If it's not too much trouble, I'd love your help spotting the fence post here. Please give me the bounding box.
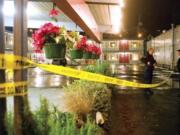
[0,0,8,134]
[13,0,28,135]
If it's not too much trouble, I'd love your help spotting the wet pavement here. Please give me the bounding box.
[110,65,180,135]
[3,64,180,135]
[110,90,180,135]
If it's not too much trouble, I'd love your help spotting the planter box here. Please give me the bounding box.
[92,54,100,59]
[70,49,83,59]
[83,52,92,59]
[44,43,66,59]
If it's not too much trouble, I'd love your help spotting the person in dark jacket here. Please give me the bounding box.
[177,49,180,73]
[176,49,180,87]
[141,48,157,95]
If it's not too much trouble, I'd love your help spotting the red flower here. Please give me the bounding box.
[75,36,87,50]
[32,23,60,52]
[49,9,59,17]
[89,44,101,55]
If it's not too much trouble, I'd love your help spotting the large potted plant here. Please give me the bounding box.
[32,23,70,59]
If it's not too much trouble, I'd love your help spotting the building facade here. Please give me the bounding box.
[102,40,144,64]
[147,25,180,69]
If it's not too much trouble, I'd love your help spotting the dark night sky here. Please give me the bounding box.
[123,0,180,38]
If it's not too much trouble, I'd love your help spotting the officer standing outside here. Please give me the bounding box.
[176,49,180,72]
[176,49,180,87]
[141,48,157,95]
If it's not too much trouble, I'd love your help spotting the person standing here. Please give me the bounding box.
[141,48,157,95]
[176,49,180,87]
[176,49,180,73]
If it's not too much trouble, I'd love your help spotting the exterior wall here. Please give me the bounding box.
[102,40,143,64]
[147,25,180,69]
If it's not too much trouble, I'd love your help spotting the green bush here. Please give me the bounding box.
[5,98,102,135]
[5,112,14,135]
[84,62,111,76]
[64,80,111,124]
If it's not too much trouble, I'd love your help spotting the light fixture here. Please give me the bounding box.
[27,2,40,17]
[110,5,122,33]
[138,33,142,38]
[162,30,166,33]
[118,0,125,8]
[3,1,15,16]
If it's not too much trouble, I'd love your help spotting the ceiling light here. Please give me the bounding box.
[27,2,40,16]
[118,0,125,8]
[3,1,15,16]
[110,5,122,33]
[138,33,142,38]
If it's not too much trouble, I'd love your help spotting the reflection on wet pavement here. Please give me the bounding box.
[7,87,65,112]
[110,90,180,135]
[28,67,74,87]
[4,64,180,135]
[110,65,180,135]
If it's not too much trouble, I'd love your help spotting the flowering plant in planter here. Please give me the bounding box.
[69,36,87,59]
[32,22,73,58]
[75,36,87,50]
[49,8,59,22]
[93,46,101,56]
[32,22,60,51]
[84,45,93,53]
[66,31,80,50]
[89,45,101,59]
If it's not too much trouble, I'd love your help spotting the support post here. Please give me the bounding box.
[0,0,8,134]
[13,0,28,135]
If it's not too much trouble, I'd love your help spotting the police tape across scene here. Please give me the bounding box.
[0,53,169,96]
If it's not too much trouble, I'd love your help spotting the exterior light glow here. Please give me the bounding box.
[3,1,15,16]
[138,33,142,38]
[110,5,122,33]
[118,0,125,8]
[27,3,40,17]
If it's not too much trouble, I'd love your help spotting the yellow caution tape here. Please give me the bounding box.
[34,62,167,88]
[0,54,31,69]
[0,53,168,92]
[0,81,28,97]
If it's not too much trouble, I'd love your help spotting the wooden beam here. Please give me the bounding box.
[86,1,119,5]
[52,0,101,43]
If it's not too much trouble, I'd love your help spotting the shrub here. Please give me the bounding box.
[84,62,111,76]
[33,98,51,135]
[63,80,96,116]
[5,112,14,135]
[5,98,103,135]
[63,80,111,123]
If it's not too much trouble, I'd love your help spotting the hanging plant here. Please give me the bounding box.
[49,3,59,22]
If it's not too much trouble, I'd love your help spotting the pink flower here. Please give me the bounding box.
[75,36,87,50]
[32,23,60,52]
[85,45,93,53]
[89,44,101,55]
[49,9,59,17]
